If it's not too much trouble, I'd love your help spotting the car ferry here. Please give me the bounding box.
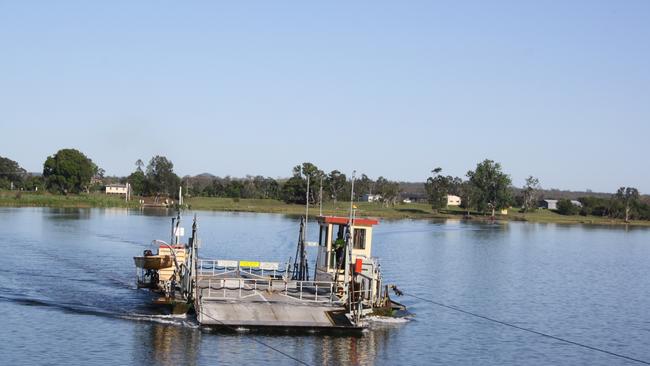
[134,185,405,330]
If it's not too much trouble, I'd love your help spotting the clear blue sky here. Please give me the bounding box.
[1,1,648,192]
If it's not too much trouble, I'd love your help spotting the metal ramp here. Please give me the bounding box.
[195,260,357,329]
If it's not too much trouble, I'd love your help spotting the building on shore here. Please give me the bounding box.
[105,183,128,196]
[446,194,461,206]
[540,199,583,210]
[361,194,382,203]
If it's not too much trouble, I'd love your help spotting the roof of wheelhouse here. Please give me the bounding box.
[316,215,379,227]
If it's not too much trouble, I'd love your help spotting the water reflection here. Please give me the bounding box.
[135,323,201,366]
[45,207,92,220]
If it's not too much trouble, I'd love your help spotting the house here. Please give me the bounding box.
[446,195,461,206]
[540,199,558,210]
[540,199,583,210]
[105,184,128,195]
[361,194,382,203]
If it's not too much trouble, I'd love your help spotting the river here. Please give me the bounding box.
[0,207,648,365]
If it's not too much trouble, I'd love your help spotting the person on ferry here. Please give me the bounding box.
[334,231,345,268]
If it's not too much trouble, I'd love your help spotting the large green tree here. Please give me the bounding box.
[292,162,325,203]
[127,170,146,196]
[281,176,307,204]
[43,149,96,194]
[0,156,26,189]
[466,159,512,217]
[144,156,181,196]
[325,170,347,202]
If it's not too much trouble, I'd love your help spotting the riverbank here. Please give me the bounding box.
[1,191,648,227]
[0,191,139,209]
[185,197,650,227]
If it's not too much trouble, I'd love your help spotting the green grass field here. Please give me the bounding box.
[2,191,647,227]
[0,191,140,208]
[185,197,650,226]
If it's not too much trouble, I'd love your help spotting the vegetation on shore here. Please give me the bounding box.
[0,191,139,209]
[2,150,649,226]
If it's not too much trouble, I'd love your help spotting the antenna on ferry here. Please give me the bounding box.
[348,170,356,225]
[305,174,309,228]
[319,176,323,216]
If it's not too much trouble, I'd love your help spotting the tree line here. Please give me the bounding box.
[181,162,401,206]
[424,159,648,222]
[1,151,647,222]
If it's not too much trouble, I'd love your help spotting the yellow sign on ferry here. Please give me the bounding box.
[239,260,260,268]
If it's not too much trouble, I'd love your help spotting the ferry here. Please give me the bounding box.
[134,192,405,330]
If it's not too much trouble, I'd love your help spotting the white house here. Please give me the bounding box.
[105,184,128,195]
[541,199,558,210]
[361,194,382,203]
[446,194,461,206]
[540,199,582,210]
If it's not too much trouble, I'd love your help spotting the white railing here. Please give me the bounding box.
[200,277,340,304]
[198,259,286,279]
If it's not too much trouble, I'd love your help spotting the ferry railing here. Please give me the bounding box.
[282,280,337,303]
[200,277,340,304]
[198,259,286,279]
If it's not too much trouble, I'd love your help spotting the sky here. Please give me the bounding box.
[1,1,648,192]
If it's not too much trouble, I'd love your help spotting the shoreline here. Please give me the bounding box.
[1,192,648,227]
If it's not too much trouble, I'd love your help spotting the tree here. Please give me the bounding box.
[458,181,477,216]
[0,156,26,189]
[144,156,181,196]
[43,149,95,194]
[292,162,325,203]
[466,159,512,217]
[325,170,347,202]
[424,167,452,211]
[354,174,374,200]
[281,176,307,204]
[556,198,579,215]
[522,176,540,213]
[616,187,640,222]
[292,162,324,181]
[127,170,146,196]
[375,176,400,206]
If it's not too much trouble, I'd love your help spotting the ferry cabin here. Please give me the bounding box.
[314,215,379,282]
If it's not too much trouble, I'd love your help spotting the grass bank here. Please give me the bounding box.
[2,191,648,227]
[0,191,140,209]
[185,197,650,227]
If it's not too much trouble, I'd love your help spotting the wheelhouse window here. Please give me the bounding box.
[353,228,366,249]
[319,226,328,247]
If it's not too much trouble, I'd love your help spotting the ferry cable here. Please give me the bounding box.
[197,311,312,366]
[396,288,650,365]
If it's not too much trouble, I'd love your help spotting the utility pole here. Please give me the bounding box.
[319,176,323,216]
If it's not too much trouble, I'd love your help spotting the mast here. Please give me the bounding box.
[343,170,356,301]
[292,172,310,281]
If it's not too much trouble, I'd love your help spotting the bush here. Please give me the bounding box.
[556,199,579,215]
